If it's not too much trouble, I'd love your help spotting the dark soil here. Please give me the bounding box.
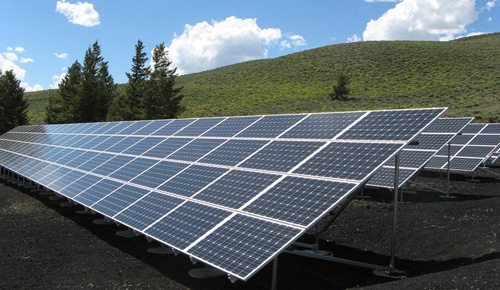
[1,167,499,290]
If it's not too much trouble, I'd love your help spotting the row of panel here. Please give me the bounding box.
[426,123,500,171]
[11,109,444,141]
[0,137,401,182]
[367,117,474,188]
[0,108,447,281]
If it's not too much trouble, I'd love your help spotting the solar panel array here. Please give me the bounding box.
[425,123,500,172]
[0,108,446,281]
[367,117,473,189]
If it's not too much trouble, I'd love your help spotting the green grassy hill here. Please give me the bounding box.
[25,32,500,124]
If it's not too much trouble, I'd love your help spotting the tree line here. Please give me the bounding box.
[46,40,183,124]
[0,70,29,134]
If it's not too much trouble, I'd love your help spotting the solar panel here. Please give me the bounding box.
[0,108,446,281]
[425,123,500,172]
[368,117,473,189]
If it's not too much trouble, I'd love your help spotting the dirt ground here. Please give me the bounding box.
[0,166,499,290]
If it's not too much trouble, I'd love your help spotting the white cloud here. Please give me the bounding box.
[365,0,402,2]
[347,34,362,42]
[56,0,100,27]
[487,0,498,10]
[54,52,69,59]
[49,72,67,89]
[363,0,479,41]
[2,52,18,61]
[167,16,283,74]
[20,58,34,63]
[22,83,43,92]
[280,34,307,50]
[0,53,25,79]
[1,48,40,91]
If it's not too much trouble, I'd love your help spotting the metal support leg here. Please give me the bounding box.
[441,143,456,198]
[271,257,278,290]
[389,153,399,272]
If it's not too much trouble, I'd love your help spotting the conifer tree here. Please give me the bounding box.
[45,61,82,124]
[45,40,115,124]
[110,40,149,121]
[80,41,114,122]
[144,43,183,119]
[0,70,29,133]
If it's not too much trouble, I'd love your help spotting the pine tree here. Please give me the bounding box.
[144,43,183,119]
[45,61,82,124]
[45,41,115,124]
[110,40,149,121]
[0,70,29,133]
[329,73,351,101]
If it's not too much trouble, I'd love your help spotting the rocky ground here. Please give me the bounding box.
[0,166,499,290]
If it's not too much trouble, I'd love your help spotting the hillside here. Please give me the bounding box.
[25,32,500,124]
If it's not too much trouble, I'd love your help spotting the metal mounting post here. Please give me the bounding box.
[441,142,456,198]
[389,153,399,272]
[271,256,278,290]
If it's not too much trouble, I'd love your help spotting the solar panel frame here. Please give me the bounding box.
[0,107,447,281]
[367,117,473,189]
[425,123,500,172]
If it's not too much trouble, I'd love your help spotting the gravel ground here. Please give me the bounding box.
[0,167,499,290]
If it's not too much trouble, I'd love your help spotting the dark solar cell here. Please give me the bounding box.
[109,158,158,182]
[406,134,455,150]
[482,123,500,134]
[456,146,494,158]
[115,192,183,231]
[142,137,192,158]
[435,145,464,156]
[92,155,134,176]
[425,156,449,169]
[280,112,365,139]
[469,135,500,146]
[187,214,301,280]
[194,170,280,209]
[133,120,172,136]
[158,165,228,197]
[245,177,356,226]
[294,142,402,180]
[202,116,260,137]
[168,138,225,161]
[90,136,125,151]
[116,121,150,135]
[47,170,86,192]
[339,109,443,140]
[174,118,224,136]
[367,167,416,189]
[77,153,115,172]
[122,137,164,156]
[145,201,232,250]
[152,119,195,136]
[448,157,484,171]
[239,140,324,172]
[131,161,188,188]
[236,114,306,138]
[106,136,143,153]
[423,118,473,133]
[199,139,268,166]
[92,184,150,216]
[59,174,103,198]
[74,178,124,207]
[460,123,486,134]
[398,150,437,168]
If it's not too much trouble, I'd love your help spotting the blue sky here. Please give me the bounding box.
[1,0,498,92]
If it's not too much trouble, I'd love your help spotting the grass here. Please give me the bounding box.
[25,32,500,124]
